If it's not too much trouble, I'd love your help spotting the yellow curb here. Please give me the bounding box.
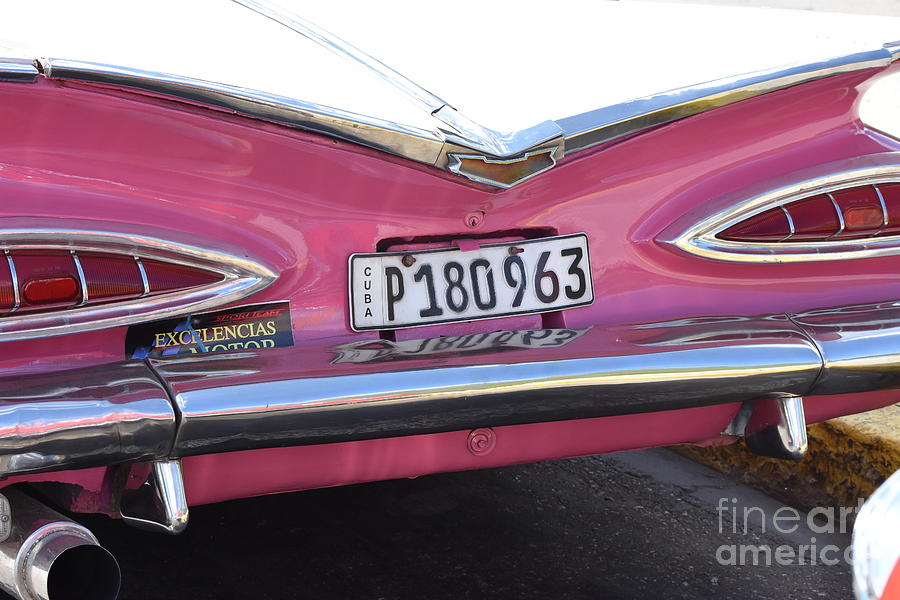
[676,403,900,509]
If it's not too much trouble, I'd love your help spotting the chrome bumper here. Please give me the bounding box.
[2,302,900,477]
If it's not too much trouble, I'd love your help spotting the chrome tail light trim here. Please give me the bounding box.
[668,159,900,262]
[3,251,19,314]
[134,256,150,297]
[0,229,277,341]
[70,250,88,306]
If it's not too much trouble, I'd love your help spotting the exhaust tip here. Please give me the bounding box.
[47,544,120,600]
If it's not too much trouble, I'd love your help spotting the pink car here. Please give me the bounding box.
[0,1,899,598]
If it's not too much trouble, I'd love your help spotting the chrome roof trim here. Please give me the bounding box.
[560,47,896,155]
[41,58,447,166]
[0,228,277,341]
[0,59,38,83]
[668,157,900,263]
[230,0,449,115]
[229,0,564,159]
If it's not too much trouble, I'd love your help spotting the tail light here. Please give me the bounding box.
[1,250,224,316]
[719,185,890,242]
[0,230,276,341]
[669,157,900,262]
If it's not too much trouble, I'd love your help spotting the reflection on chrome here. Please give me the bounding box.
[330,328,591,364]
[0,362,175,478]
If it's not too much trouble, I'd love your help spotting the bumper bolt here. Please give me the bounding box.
[467,428,497,456]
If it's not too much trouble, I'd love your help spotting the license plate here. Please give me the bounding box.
[349,233,593,331]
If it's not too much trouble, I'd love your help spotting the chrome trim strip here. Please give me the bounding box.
[0,229,277,341]
[70,250,88,306]
[154,317,822,455]
[780,206,795,240]
[3,251,19,313]
[230,0,448,114]
[0,361,176,478]
[230,1,895,160]
[42,58,447,166]
[668,157,900,262]
[229,0,563,159]
[34,37,897,184]
[134,256,150,297]
[560,47,894,155]
[0,59,38,83]
[886,40,900,62]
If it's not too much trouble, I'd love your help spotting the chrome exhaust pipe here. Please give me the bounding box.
[0,488,120,600]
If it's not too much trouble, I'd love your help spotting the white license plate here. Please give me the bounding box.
[349,233,593,331]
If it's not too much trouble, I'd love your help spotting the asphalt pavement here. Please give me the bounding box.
[63,449,854,600]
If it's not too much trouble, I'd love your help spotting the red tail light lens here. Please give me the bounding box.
[142,260,221,293]
[783,195,840,240]
[79,253,144,301]
[12,251,82,312]
[0,251,224,317]
[718,184,897,243]
[23,277,78,304]
[831,186,885,238]
[719,207,791,241]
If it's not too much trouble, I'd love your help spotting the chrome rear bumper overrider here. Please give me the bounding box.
[2,302,900,478]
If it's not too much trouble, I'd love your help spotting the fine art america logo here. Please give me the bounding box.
[715,497,863,566]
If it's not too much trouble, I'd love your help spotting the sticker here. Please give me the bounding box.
[331,327,591,364]
[126,302,293,359]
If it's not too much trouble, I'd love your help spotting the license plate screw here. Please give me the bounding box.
[508,246,524,255]
[401,254,416,267]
